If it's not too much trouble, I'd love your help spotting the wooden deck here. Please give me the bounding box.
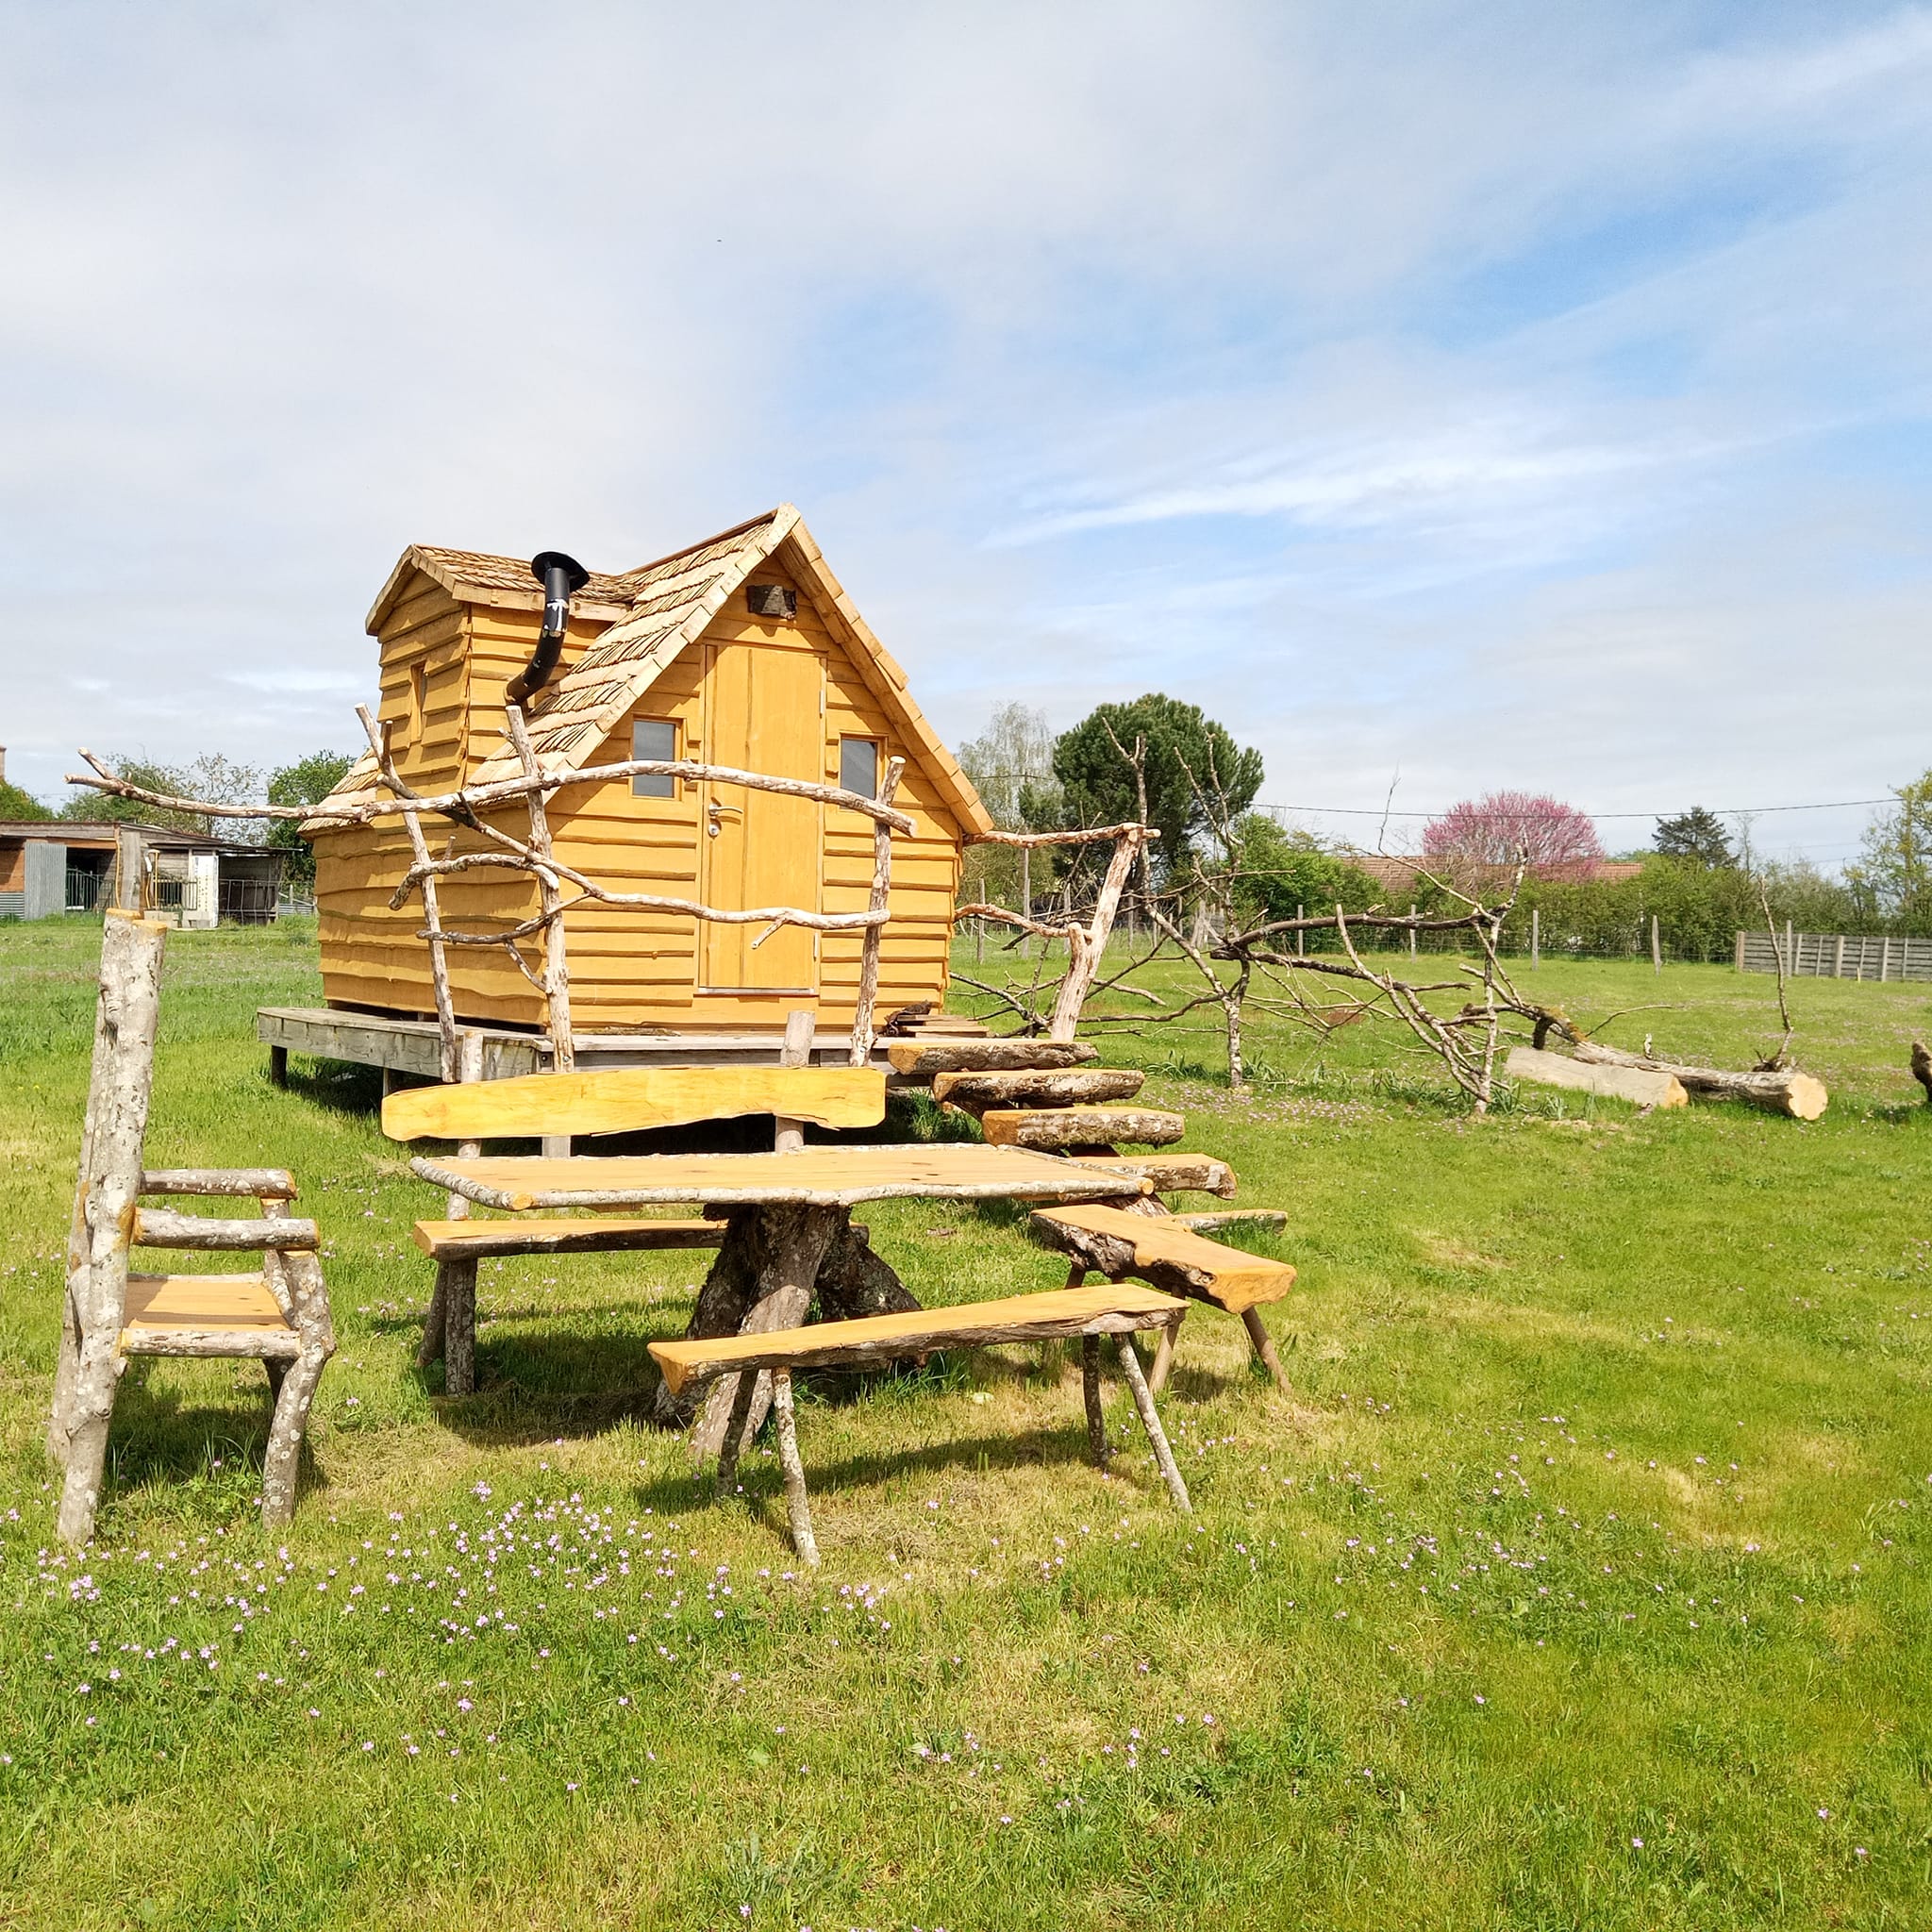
[256,1006,906,1082]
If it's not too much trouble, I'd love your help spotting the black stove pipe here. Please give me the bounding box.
[506,550,591,707]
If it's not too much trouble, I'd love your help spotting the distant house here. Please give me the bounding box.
[1352,855,1644,895]
[0,819,283,924]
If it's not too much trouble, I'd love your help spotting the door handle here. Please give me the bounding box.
[707,802,742,838]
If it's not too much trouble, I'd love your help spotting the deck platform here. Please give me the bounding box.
[257,1006,922,1086]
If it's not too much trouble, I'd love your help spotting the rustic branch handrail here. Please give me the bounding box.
[68,753,917,837]
[966,823,1157,848]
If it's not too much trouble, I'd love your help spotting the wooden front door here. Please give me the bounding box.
[699,641,824,993]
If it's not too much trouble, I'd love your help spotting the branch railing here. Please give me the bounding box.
[69,719,913,1082]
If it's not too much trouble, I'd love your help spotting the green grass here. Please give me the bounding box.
[1,916,1929,1928]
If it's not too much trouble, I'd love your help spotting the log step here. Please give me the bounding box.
[132,1208,320,1252]
[933,1067,1145,1116]
[981,1107,1186,1151]
[886,1040,1100,1077]
[1068,1153,1237,1198]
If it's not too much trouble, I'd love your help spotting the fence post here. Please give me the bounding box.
[1531,907,1540,972]
[1834,934,1844,978]
[1296,903,1305,958]
[1651,914,1661,975]
[1408,906,1417,960]
[1019,847,1031,958]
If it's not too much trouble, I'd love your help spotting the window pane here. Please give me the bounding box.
[631,719,676,798]
[840,737,878,799]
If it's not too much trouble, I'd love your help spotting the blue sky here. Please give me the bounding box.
[3,2,1928,864]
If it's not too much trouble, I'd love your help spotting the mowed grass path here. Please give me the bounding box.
[0,918,1928,1929]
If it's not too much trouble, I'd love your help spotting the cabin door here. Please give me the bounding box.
[698,641,824,993]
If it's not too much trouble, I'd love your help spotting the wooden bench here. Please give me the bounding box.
[649,1282,1193,1562]
[1029,1200,1296,1395]
[384,1045,888,1394]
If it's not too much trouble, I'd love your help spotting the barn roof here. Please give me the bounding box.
[320,508,993,839]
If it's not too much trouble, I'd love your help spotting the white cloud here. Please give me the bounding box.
[0,2,1925,874]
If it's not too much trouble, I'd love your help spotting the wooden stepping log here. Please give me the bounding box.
[1029,1200,1296,1394]
[980,1107,1186,1151]
[650,1281,1194,1559]
[933,1067,1146,1116]
[885,1040,1100,1076]
[1068,1153,1237,1197]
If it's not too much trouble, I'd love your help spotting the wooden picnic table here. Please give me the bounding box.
[411,1142,1151,1458]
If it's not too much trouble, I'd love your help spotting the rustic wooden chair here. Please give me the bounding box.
[382,1041,888,1395]
[50,912,337,1545]
[650,1280,1193,1562]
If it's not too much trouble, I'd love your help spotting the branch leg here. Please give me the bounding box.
[1148,1310,1183,1395]
[1081,1334,1107,1466]
[714,1372,758,1499]
[1241,1305,1291,1394]
[441,1257,477,1396]
[1116,1331,1191,1511]
[772,1369,818,1565]
[261,1343,328,1530]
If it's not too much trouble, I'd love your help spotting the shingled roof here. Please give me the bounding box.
[317,507,992,839]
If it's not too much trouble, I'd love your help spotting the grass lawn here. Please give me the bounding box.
[2,916,1929,1928]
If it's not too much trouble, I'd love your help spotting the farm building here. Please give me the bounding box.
[303,506,993,1051]
[0,816,282,924]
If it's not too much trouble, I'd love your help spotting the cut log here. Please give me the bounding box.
[981,1107,1186,1151]
[1505,1047,1687,1109]
[1067,1153,1237,1198]
[1571,1042,1827,1120]
[887,1040,1100,1076]
[933,1067,1145,1115]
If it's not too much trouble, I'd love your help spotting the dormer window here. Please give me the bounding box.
[746,584,797,621]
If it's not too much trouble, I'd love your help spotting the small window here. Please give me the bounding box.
[839,737,879,799]
[631,718,677,798]
[747,584,797,620]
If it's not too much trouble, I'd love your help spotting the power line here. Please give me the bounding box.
[1258,798,1889,821]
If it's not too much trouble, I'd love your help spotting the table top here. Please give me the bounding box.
[412,1141,1154,1212]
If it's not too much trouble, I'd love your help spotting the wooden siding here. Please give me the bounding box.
[314,561,962,1033]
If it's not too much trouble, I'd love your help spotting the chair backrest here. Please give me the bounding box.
[380,1063,888,1143]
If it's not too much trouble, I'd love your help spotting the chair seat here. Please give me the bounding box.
[121,1274,300,1356]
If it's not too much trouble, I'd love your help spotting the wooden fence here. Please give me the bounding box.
[1736,930,1932,982]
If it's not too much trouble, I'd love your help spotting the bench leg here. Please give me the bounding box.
[714,1371,759,1498]
[442,1258,477,1397]
[771,1369,819,1566]
[416,1269,448,1369]
[1081,1335,1108,1466]
[1241,1306,1291,1394]
[268,1044,289,1089]
[1148,1310,1185,1395]
[261,1341,328,1531]
[1116,1331,1191,1512]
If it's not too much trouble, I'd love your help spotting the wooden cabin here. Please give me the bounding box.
[308,506,993,1042]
